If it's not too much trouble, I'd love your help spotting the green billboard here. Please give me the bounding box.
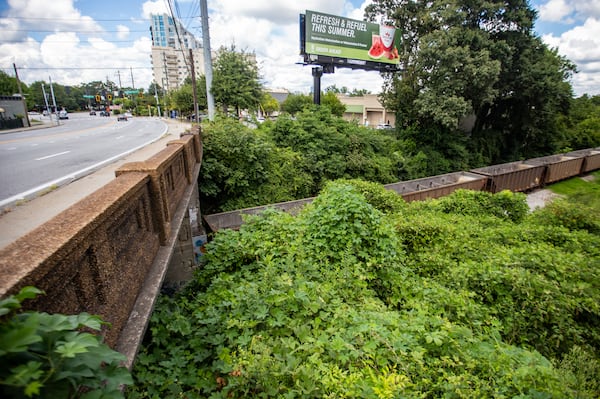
[304,10,400,66]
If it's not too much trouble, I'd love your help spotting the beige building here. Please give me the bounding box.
[150,13,205,91]
[336,94,395,127]
[151,46,206,91]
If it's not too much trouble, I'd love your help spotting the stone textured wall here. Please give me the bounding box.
[0,125,202,349]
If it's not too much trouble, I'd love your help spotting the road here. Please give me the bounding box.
[0,113,167,209]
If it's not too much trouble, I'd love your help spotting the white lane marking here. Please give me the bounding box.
[0,120,168,209]
[116,135,124,140]
[35,151,71,161]
[7,147,17,150]
[31,143,39,146]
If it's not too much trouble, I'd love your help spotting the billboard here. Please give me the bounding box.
[301,10,400,70]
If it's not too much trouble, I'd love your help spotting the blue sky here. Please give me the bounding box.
[1,0,599,96]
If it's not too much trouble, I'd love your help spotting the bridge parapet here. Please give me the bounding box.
[0,125,202,356]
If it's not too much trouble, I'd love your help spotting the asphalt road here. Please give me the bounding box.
[0,113,168,208]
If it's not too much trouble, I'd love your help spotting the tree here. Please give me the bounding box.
[321,91,346,117]
[366,0,576,165]
[259,92,279,116]
[280,93,312,115]
[0,70,19,96]
[169,76,208,118]
[325,84,349,94]
[211,44,263,115]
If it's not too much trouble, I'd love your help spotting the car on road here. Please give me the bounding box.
[89,110,96,115]
[376,123,393,130]
[117,114,128,121]
[99,111,110,116]
[58,110,68,119]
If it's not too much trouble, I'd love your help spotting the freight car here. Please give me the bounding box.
[203,147,600,232]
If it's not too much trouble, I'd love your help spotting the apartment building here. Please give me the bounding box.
[150,13,205,91]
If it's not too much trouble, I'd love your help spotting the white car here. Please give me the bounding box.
[58,110,68,119]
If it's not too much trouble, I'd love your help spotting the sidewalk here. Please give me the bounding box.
[0,118,193,250]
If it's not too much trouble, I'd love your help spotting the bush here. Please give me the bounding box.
[129,182,599,398]
[0,287,132,398]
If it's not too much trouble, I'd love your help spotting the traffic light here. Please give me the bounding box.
[138,92,143,98]
[107,94,113,101]
[95,94,101,102]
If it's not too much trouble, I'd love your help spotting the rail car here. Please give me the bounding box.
[203,147,600,232]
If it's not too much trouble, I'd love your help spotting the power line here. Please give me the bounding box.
[6,66,153,70]
[2,16,199,22]
[165,0,191,76]
[0,40,145,44]
[3,29,150,33]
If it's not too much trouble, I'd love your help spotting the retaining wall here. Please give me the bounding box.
[0,126,202,354]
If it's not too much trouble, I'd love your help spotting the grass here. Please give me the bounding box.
[549,170,600,209]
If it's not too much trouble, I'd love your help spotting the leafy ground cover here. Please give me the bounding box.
[0,287,132,398]
[129,178,600,398]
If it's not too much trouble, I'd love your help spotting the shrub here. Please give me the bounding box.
[0,287,132,398]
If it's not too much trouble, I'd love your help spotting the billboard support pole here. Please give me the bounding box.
[312,66,323,105]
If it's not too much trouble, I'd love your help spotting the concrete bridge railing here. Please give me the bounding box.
[0,125,202,368]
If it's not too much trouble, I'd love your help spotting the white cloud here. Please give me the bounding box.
[201,0,384,94]
[542,18,600,95]
[116,25,130,40]
[537,0,600,23]
[7,0,102,32]
[141,0,169,19]
[539,0,573,23]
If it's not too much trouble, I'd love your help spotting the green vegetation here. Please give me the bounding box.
[199,108,400,213]
[211,45,263,116]
[129,177,600,398]
[0,287,132,398]
[365,0,582,165]
[532,171,600,234]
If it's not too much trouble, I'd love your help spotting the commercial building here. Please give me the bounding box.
[149,13,205,91]
[336,94,396,127]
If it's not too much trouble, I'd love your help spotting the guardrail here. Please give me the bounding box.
[0,126,202,367]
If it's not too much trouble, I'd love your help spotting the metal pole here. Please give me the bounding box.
[49,76,60,125]
[154,83,161,118]
[200,0,215,121]
[41,84,50,120]
[312,66,323,105]
[189,49,199,124]
[13,63,30,127]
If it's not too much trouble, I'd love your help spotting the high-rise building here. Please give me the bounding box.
[149,13,205,91]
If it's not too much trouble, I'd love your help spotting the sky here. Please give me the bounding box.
[1,0,599,97]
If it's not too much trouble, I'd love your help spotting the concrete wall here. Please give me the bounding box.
[0,125,202,360]
[0,95,27,128]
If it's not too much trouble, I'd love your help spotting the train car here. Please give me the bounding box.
[565,148,600,173]
[384,171,488,202]
[523,154,585,184]
[470,161,546,193]
[203,197,315,232]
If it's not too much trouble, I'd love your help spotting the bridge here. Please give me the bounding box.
[0,125,203,368]
[0,124,598,370]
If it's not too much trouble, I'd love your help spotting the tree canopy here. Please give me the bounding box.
[0,70,19,96]
[366,0,576,164]
[211,45,263,115]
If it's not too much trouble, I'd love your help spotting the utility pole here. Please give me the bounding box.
[49,76,60,126]
[41,84,50,121]
[189,49,199,124]
[13,63,30,127]
[130,67,135,89]
[200,0,215,120]
[154,82,162,118]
